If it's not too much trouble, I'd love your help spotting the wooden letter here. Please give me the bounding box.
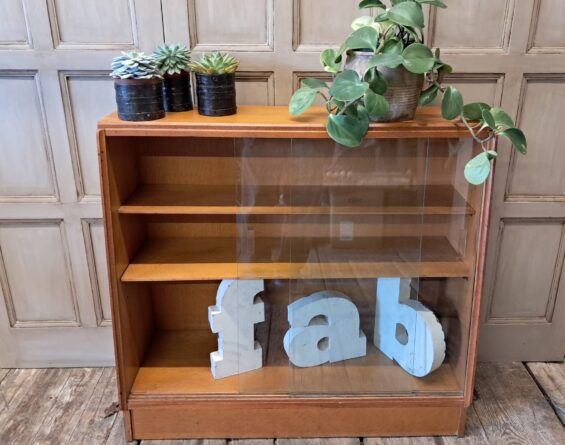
[374,277,445,377]
[208,279,265,379]
[283,290,366,367]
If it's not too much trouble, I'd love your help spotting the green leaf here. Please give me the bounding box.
[341,26,379,52]
[482,109,496,129]
[419,85,439,106]
[486,150,498,160]
[382,38,404,55]
[416,0,447,8]
[289,87,317,116]
[365,68,388,94]
[490,107,514,129]
[364,90,389,117]
[302,78,327,90]
[374,12,389,22]
[326,113,369,147]
[320,49,341,74]
[329,70,369,101]
[500,128,527,154]
[464,152,492,185]
[359,0,386,9]
[462,102,491,120]
[365,53,404,73]
[401,43,435,74]
[354,103,371,125]
[437,62,453,74]
[387,2,425,29]
[441,86,464,120]
[351,16,377,31]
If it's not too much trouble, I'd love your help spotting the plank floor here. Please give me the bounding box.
[0,363,563,445]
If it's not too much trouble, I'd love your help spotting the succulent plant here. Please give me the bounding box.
[154,43,191,76]
[110,51,162,80]
[188,52,239,75]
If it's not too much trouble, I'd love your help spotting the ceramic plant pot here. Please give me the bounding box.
[114,78,165,121]
[344,51,424,122]
[162,72,193,112]
[195,73,237,117]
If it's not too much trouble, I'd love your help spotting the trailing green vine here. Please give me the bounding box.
[288,0,527,185]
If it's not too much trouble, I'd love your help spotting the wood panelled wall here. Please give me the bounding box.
[0,0,563,366]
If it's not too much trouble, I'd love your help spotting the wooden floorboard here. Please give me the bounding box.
[32,368,105,445]
[0,369,41,410]
[440,407,489,444]
[0,368,11,410]
[0,368,72,445]
[67,368,119,445]
[0,362,563,444]
[278,440,360,445]
[105,408,127,445]
[229,441,275,445]
[526,362,565,425]
[472,363,565,445]
[141,440,228,444]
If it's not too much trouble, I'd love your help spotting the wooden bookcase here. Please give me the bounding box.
[97,106,493,441]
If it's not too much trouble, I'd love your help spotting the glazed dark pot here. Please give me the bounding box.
[114,78,165,121]
[344,51,424,122]
[162,72,193,112]
[195,73,237,117]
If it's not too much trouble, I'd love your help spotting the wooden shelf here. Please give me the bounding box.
[122,236,468,282]
[119,184,474,216]
[129,329,462,403]
[99,106,474,138]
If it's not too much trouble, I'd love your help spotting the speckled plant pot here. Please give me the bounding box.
[344,51,424,122]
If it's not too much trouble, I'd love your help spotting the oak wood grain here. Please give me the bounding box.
[99,107,472,139]
[119,184,474,217]
[122,236,468,282]
[98,113,488,439]
[129,330,461,399]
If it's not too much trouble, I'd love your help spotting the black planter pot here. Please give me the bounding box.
[114,78,165,122]
[162,73,193,112]
[195,73,237,117]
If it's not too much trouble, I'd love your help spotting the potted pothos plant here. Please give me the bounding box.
[110,51,164,121]
[289,0,527,185]
[189,52,239,117]
[154,43,193,112]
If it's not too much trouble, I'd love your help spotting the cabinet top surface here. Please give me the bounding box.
[98,106,472,138]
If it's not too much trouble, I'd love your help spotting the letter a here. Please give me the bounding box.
[374,277,445,377]
[208,279,265,379]
[283,290,366,367]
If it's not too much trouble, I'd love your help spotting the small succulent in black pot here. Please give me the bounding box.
[154,43,193,112]
[189,52,239,117]
[110,51,164,121]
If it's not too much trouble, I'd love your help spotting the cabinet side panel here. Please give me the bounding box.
[98,131,153,410]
